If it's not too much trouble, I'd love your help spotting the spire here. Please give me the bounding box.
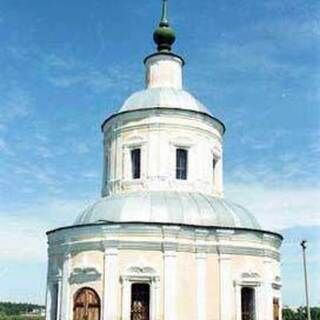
[160,0,169,26]
[153,0,176,52]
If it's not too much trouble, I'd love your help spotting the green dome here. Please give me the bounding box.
[153,24,176,52]
[152,0,176,52]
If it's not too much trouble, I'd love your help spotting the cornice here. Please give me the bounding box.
[101,107,226,135]
[47,221,282,244]
[104,120,223,144]
[48,238,280,261]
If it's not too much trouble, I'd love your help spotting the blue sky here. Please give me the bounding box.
[0,0,319,306]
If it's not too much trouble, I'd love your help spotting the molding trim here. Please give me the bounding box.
[48,240,280,261]
[47,222,283,242]
[101,107,226,135]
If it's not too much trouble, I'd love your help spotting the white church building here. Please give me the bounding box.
[45,1,282,320]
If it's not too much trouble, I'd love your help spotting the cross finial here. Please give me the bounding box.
[160,0,169,26]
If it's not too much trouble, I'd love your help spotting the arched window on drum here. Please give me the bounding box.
[73,287,101,320]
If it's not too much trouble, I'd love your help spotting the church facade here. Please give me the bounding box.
[45,1,282,320]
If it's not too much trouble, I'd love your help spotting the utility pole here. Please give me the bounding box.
[301,240,311,320]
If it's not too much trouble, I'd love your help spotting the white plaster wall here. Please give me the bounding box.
[46,224,282,320]
[145,54,183,89]
[102,109,224,197]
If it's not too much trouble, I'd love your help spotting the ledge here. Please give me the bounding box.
[46,220,283,240]
[101,107,226,135]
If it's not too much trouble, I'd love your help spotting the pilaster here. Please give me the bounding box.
[56,280,61,320]
[45,283,52,320]
[103,247,119,320]
[263,258,273,320]
[151,277,160,320]
[162,226,179,320]
[163,249,177,320]
[60,252,71,320]
[195,229,209,320]
[255,284,263,320]
[121,277,131,320]
[219,254,232,320]
[235,282,241,320]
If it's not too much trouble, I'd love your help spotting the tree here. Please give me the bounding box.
[283,307,320,320]
[311,307,320,320]
[283,308,296,320]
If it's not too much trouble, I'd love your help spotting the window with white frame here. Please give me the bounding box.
[176,148,188,180]
[131,148,141,179]
[121,266,159,320]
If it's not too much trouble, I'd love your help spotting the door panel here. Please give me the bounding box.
[73,288,100,320]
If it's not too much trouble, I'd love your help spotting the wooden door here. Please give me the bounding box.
[73,288,100,320]
[131,283,150,320]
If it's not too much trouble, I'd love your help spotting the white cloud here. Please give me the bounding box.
[226,182,320,231]
[0,138,6,151]
[34,145,53,159]
[0,87,33,124]
[0,197,93,263]
[75,142,91,155]
[82,170,99,179]
[47,68,126,93]
[13,163,58,188]
[0,217,47,262]
[42,53,140,94]
[1,181,318,265]
[200,40,314,85]
[225,128,319,226]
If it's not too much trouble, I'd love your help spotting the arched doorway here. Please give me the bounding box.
[241,287,255,320]
[73,287,100,320]
[131,283,150,320]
